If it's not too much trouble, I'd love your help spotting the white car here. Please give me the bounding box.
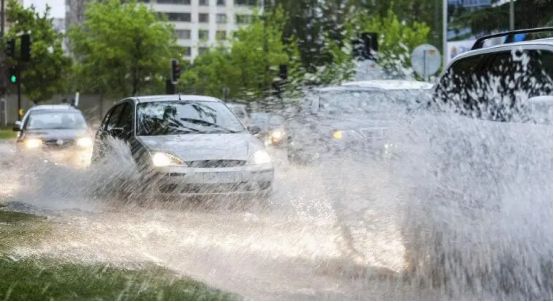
[432,28,552,123]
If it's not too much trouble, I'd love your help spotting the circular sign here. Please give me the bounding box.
[411,44,442,79]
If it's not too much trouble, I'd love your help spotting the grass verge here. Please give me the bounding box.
[0,209,238,300]
[0,129,16,140]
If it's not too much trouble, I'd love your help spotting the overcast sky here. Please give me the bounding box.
[23,0,65,19]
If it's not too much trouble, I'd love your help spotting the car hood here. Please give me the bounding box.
[289,113,394,136]
[23,129,89,140]
[137,133,262,161]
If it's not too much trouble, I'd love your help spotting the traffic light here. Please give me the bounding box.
[8,66,17,84]
[5,38,15,58]
[170,59,181,84]
[352,32,378,60]
[20,34,31,62]
[279,64,288,80]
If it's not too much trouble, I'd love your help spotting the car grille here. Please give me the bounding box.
[186,160,246,168]
[43,138,74,149]
[159,183,256,194]
[359,128,386,142]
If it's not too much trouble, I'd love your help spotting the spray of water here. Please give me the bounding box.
[1,55,551,299]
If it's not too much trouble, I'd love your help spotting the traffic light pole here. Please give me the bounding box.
[17,67,21,120]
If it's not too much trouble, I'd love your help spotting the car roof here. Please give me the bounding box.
[132,94,223,103]
[28,104,80,112]
[448,38,553,69]
[317,80,433,92]
[226,102,247,108]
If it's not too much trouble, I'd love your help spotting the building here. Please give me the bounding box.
[142,0,259,60]
[23,0,65,32]
[65,0,259,61]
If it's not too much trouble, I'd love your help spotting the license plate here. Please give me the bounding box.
[203,172,240,183]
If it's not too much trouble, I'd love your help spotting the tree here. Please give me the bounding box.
[5,0,71,102]
[69,0,180,98]
[349,9,431,78]
[180,8,303,101]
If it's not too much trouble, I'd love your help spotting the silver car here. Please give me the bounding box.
[92,95,274,196]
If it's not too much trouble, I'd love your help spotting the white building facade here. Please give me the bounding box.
[142,0,258,60]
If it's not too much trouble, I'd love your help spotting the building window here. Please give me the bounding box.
[217,0,225,6]
[216,13,227,24]
[199,13,209,23]
[176,29,191,39]
[235,14,252,24]
[199,0,209,5]
[165,13,191,22]
[183,47,192,57]
[157,0,190,4]
[198,47,209,55]
[234,0,256,5]
[198,30,209,41]
[216,30,226,40]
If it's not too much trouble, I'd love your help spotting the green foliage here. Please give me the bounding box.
[303,35,355,85]
[180,8,303,101]
[69,0,180,98]
[5,0,71,102]
[350,9,430,78]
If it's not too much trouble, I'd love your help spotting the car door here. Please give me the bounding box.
[92,103,124,161]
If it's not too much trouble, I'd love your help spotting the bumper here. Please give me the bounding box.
[151,164,274,195]
[17,145,93,169]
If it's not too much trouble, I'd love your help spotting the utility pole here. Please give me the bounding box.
[509,0,515,31]
[1,0,6,125]
[442,0,447,72]
[1,0,4,37]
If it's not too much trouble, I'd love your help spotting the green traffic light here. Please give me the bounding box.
[9,75,17,84]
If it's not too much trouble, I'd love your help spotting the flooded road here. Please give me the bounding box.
[1,112,552,300]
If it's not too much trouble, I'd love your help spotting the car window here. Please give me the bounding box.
[137,101,246,136]
[117,103,133,131]
[317,90,422,115]
[434,54,487,114]
[434,49,553,121]
[105,104,124,131]
[25,111,87,130]
[486,49,553,97]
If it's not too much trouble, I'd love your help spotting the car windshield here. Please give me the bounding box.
[137,101,246,135]
[318,89,429,115]
[251,113,284,129]
[26,111,87,130]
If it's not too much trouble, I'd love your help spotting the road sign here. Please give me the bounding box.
[411,44,441,80]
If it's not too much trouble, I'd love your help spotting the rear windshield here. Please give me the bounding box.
[137,101,246,136]
[26,111,87,130]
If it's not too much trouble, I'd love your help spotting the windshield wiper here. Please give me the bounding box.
[180,118,242,133]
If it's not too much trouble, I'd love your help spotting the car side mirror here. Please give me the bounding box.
[248,125,262,135]
[12,121,21,131]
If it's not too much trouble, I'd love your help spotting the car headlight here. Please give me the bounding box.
[151,152,183,167]
[332,130,343,140]
[24,138,42,149]
[250,150,271,165]
[76,137,93,148]
[270,129,285,141]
